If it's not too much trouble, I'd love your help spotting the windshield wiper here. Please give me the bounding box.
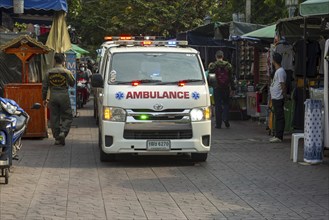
[113,79,202,85]
[111,81,132,85]
[138,79,162,83]
[112,79,162,85]
[181,79,204,83]
[159,79,204,85]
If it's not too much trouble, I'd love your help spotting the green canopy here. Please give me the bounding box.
[300,0,329,16]
[71,44,89,54]
[242,24,276,39]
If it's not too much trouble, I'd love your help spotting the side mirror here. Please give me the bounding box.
[31,103,41,109]
[91,74,104,88]
[207,73,218,88]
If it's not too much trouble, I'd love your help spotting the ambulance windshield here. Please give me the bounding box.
[108,52,204,84]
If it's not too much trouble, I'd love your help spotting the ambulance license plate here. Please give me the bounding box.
[147,140,170,151]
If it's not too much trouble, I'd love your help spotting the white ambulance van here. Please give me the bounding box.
[92,36,211,162]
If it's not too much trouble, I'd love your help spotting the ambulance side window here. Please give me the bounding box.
[104,53,112,80]
[100,52,109,78]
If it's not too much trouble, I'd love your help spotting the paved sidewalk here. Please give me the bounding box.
[0,100,328,220]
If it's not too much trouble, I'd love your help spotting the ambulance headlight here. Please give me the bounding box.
[190,107,211,121]
[103,107,126,122]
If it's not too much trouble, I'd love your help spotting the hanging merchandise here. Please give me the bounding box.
[306,40,321,78]
[293,39,321,78]
[319,36,326,75]
[238,41,254,81]
[274,39,294,71]
[303,99,324,164]
[13,0,24,14]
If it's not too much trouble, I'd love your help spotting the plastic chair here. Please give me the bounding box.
[290,133,304,162]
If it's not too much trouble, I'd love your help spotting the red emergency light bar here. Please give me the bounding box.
[178,81,186,87]
[120,36,133,40]
[104,35,164,42]
[103,36,188,46]
[104,36,113,41]
[131,80,140,86]
[142,40,152,46]
[104,35,135,41]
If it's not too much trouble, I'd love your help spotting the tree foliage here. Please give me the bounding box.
[67,0,214,45]
[212,0,291,23]
[66,0,294,54]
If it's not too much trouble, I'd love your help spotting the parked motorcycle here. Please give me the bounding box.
[0,97,40,184]
[0,97,40,159]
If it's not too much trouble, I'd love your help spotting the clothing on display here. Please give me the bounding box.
[306,40,321,78]
[274,43,294,71]
[285,70,293,95]
[292,87,306,130]
[258,52,268,85]
[293,39,321,77]
[293,39,304,76]
[319,37,326,75]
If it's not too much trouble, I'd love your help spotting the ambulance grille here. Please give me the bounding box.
[132,109,185,112]
[132,115,184,120]
[123,130,192,139]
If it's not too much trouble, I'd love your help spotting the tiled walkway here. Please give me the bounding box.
[0,101,328,220]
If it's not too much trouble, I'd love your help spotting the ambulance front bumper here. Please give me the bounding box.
[100,120,211,154]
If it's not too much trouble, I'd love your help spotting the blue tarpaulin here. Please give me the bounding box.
[0,0,67,12]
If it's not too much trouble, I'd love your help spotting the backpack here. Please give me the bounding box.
[215,64,230,88]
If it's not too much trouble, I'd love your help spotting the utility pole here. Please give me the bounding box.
[246,0,251,23]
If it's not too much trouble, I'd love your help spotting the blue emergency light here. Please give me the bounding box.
[167,41,177,46]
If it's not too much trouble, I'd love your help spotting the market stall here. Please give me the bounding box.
[0,35,50,137]
[230,25,276,120]
[242,23,297,135]
[299,0,329,149]
[0,0,69,137]
[276,18,328,127]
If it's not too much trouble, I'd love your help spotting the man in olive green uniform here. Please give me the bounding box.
[42,53,75,145]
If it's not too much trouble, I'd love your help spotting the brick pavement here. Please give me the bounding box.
[0,100,328,220]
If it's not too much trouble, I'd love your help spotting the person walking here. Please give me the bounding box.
[42,53,75,145]
[269,52,287,143]
[208,50,234,129]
